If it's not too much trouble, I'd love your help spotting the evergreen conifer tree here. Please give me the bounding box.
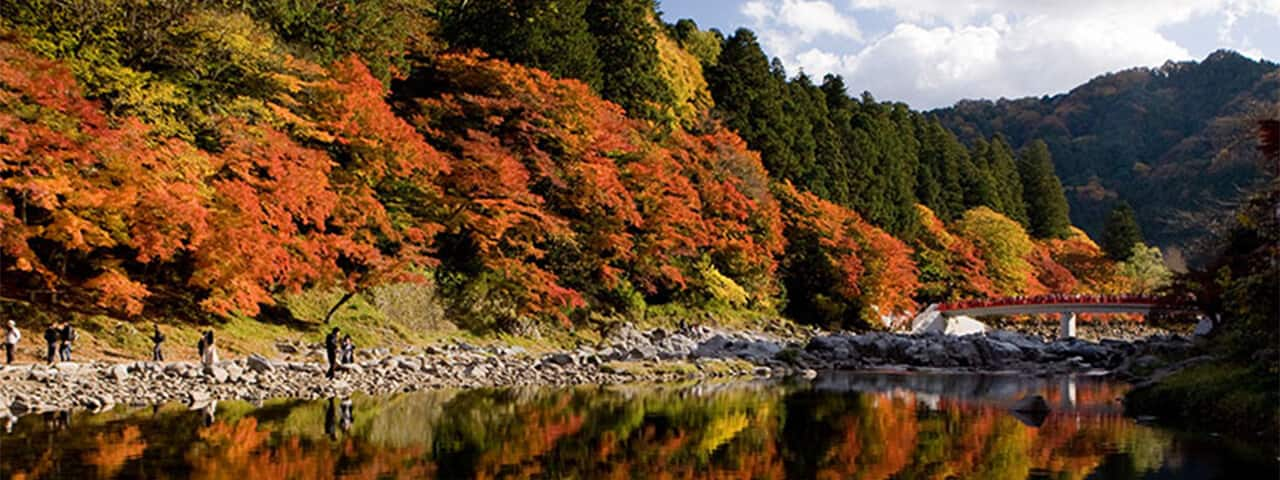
[1102,201,1144,260]
[586,0,675,123]
[440,0,602,89]
[987,135,1028,226]
[1018,140,1072,238]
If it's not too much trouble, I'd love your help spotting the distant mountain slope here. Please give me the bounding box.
[933,50,1279,258]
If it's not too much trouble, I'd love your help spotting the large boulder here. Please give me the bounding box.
[943,316,988,336]
[1046,339,1109,364]
[543,353,575,366]
[944,339,982,366]
[986,331,1046,351]
[694,335,733,358]
[805,336,851,356]
[909,304,943,333]
[246,354,274,373]
[975,337,1026,365]
[734,341,783,362]
[903,340,949,366]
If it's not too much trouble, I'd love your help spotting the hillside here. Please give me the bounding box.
[933,51,1280,259]
[0,0,1159,343]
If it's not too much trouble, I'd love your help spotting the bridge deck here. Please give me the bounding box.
[938,302,1164,317]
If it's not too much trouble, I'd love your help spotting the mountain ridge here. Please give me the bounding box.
[931,49,1279,258]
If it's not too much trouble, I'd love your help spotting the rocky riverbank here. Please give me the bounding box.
[0,324,1197,417]
[983,318,1190,342]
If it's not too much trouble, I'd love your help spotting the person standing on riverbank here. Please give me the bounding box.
[4,320,20,364]
[4,320,19,364]
[197,330,207,359]
[201,330,218,365]
[151,324,165,361]
[325,327,340,379]
[58,321,74,361]
[340,334,354,364]
[43,323,58,364]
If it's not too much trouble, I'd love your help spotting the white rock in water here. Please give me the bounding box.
[944,316,989,336]
[912,308,988,336]
[1193,316,1214,336]
[909,304,943,333]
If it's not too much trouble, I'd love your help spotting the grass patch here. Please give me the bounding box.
[1126,362,1280,440]
[603,360,700,377]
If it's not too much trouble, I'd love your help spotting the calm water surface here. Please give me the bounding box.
[0,372,1274,479]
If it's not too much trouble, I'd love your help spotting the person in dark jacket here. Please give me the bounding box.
[325,327,340,379]
[151,324,165,362]
[58,322,74,361]
[43,323,59,364]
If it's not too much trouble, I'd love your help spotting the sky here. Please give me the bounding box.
[659,0,1280,110]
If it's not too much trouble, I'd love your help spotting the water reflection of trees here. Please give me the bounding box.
[0,379,1185,479]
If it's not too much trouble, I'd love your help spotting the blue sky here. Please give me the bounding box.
[659,0,1280,109]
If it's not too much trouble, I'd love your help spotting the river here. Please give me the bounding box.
[0,372,1273,479]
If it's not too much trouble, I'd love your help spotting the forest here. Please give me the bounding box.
[0,0,1187,334]
[934,51,1279,257]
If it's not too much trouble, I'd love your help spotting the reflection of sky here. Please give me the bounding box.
[813,371,1125,413]
[659,0,1280,109]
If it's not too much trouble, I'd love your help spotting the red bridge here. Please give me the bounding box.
[914,294,1200,338]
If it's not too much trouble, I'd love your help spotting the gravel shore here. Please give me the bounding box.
[0,323,1197,417]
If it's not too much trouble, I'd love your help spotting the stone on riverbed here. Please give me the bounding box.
[1011,394,1050,413]
[205,365,229,383]
[247,354,274,373]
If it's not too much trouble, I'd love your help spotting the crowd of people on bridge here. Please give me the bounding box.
[938,293,1178,312]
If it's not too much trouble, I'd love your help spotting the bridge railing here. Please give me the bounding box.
[937,294,1191,312]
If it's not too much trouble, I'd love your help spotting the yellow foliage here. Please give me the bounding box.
[698,259,749,307]
[696,412,750,457]
[955,207,1034,295]
[654,22,713,128]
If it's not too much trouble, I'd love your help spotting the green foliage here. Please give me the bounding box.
[984,136,1028,226]
[437,0,601,89]
[1127,362,1279,440]
[936,51,1279,249]
[1017,140,1072,238]
[0,3,1114,334]
[669,18,721,66]
[960,138,1001,212]
[1115,244,1172,293]
[586,0,676,124]
[235,0,438,81]
[1101,201,1144,260]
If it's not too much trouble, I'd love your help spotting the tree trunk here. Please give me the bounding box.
[323,291,357,324]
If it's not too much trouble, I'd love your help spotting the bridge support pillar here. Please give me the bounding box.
[1059,312,1077,339]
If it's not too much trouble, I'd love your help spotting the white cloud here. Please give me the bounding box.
[740,0,862,41]
[735,0,1280,108]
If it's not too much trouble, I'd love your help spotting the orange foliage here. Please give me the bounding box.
[914,205,996,301]
[1042,231,1125,294]
[1025,243,1078,295]
[775,182,917,327]
[405,52,785,322]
